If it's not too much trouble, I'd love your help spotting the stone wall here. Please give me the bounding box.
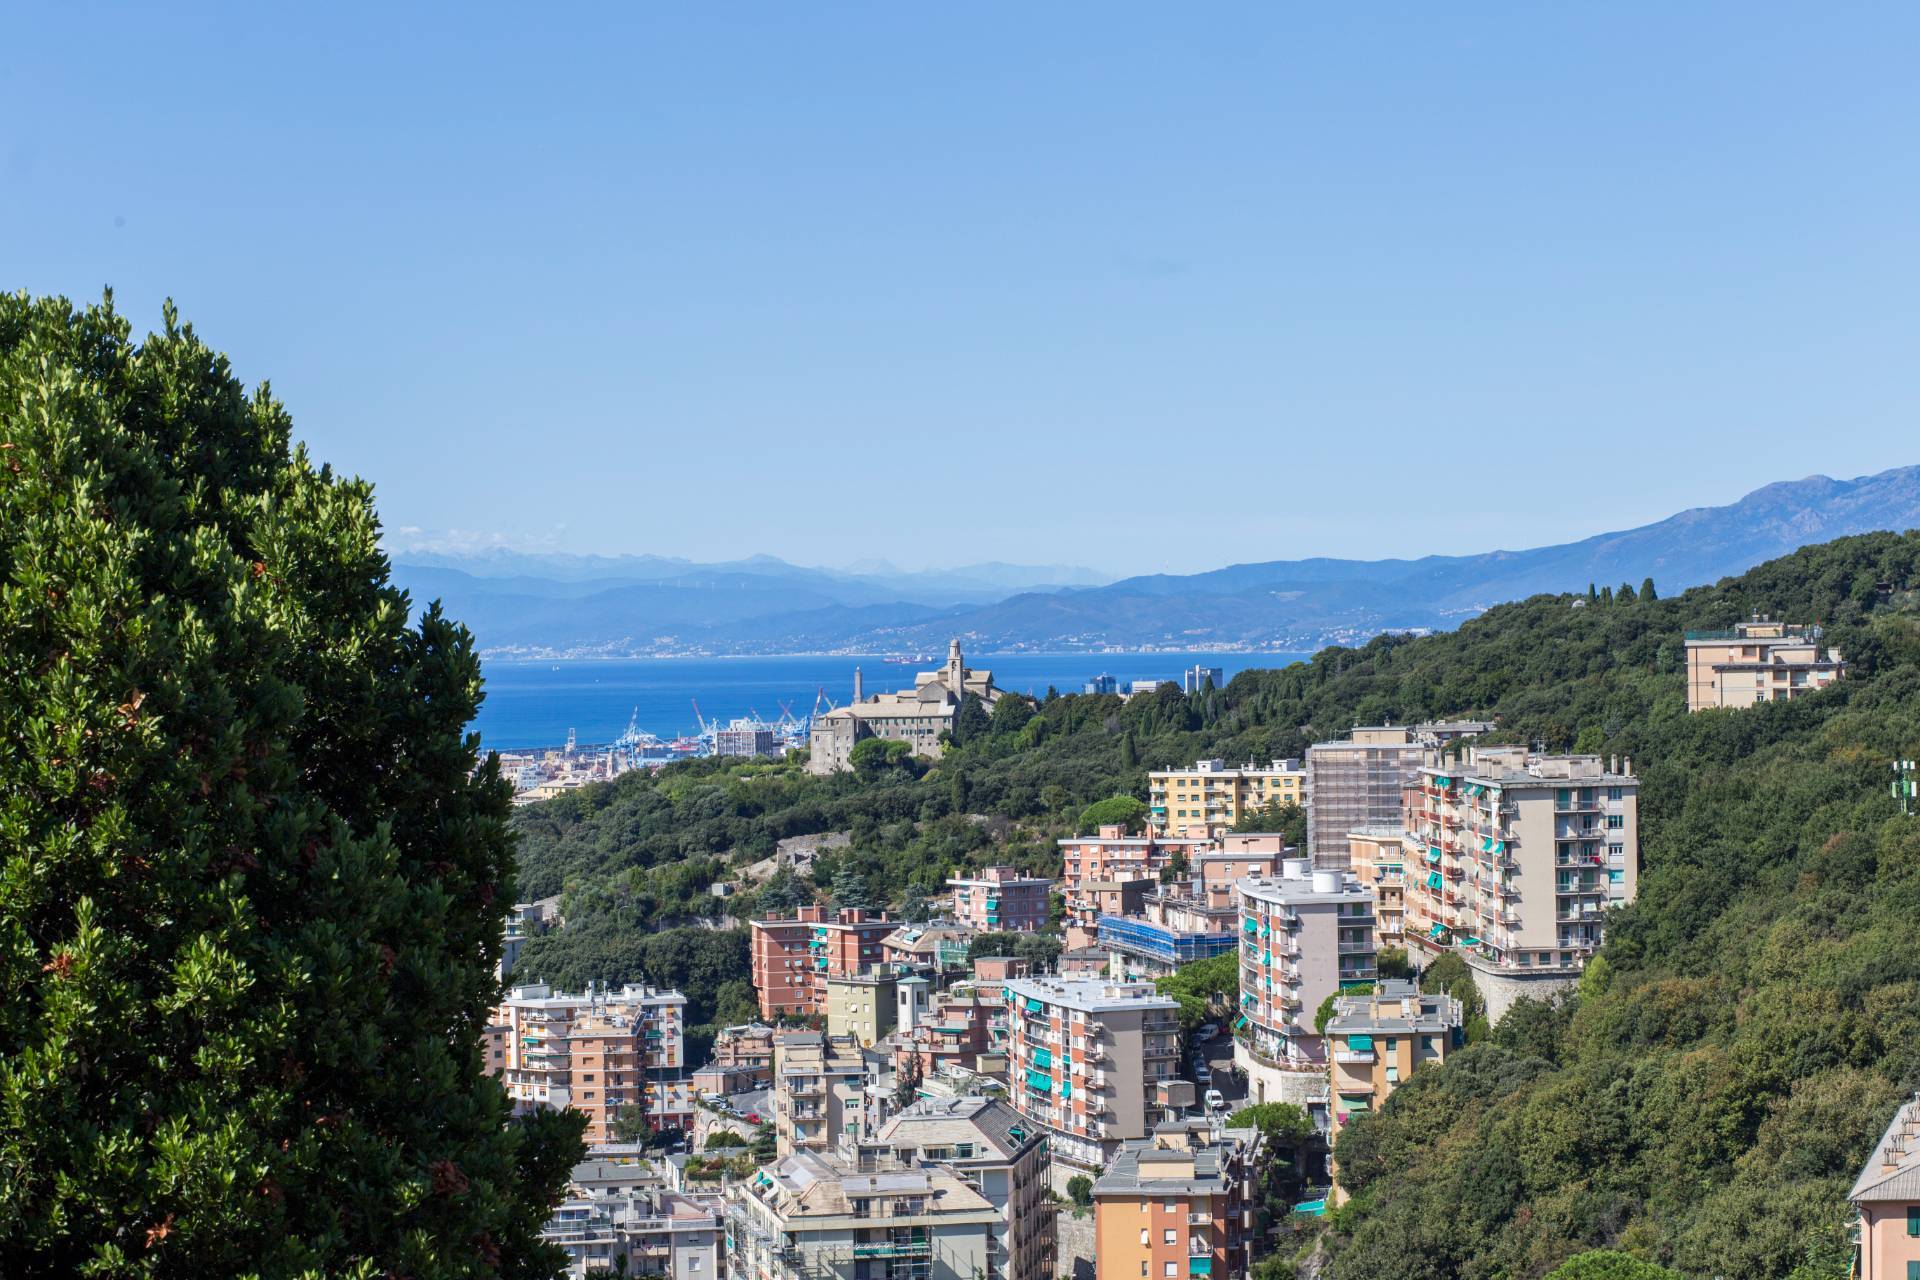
[1465,955,1579,1023]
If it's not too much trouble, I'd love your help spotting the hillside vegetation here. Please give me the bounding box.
[510,532,1920,1276]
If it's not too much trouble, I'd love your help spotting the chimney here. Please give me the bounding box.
[853,666,864,704]
[1624,757,1633,776]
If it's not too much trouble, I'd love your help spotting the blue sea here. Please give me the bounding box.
[471,651,1309,751]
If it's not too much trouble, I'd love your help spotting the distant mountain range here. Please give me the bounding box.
[389,465,1920,658]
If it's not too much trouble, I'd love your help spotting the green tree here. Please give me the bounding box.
[990,693,1036,735]
[1543,1251,1681,1280]
[608,1104,652,1144]
[704,1131,746,1150]
[1315,984,1372,1034]
[849,736,915,777]
[1066,1175,1093,1209]
[1640,577,1657,601]
[1077,795,1147,833]
[952,693,992,745]
[1375,947,1412,980]
[0,294,581,1278]
[1233,799,1306,845]
[830,864,872,911]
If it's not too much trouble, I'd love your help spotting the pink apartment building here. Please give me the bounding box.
[948,864,1055,932]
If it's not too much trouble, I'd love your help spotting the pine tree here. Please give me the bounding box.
[0,294,581,1278]
[1641,577,1657,601]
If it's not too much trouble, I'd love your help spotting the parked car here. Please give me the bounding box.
[1197,1023,1220,1041]
[1194,1064,1212,1084]
[1205,1088,1226,1111]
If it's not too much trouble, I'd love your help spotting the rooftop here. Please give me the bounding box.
[1850,1093,1920,1204]
[1003,975,1180,1014]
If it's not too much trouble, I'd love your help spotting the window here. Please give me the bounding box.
[1164,1229,1178,1245]
[1607,786,1623,801]
[1910,1205,1920,1236]
[1163,1201,1179,1214]
[1606,815,1624,830]
[1141,1266,1149,1278]
[1165,1266,1177,1279]
[1140,1230,1150,1246]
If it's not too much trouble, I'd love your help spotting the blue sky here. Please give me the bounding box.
[6,4,1918,575]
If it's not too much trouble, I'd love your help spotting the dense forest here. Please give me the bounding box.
[505,531,1920,1276]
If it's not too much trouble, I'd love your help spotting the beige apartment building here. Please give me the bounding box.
[1850,1091,1920,1280]
[877,1097,1054,1280]
[1325,980,1463,1200]
[1684,615,1844,711]
[772,1031,872,1157]
[486,983,692,1138]
[1148,758,1305,837]
[1234,862,1376,1104]
[1092,1120,1261,1280]
[807,640,1007,774]
[724,1149,1000,1280]
[1004,976,1183,1183]
[1402,749,1639,1006]
[1347,825,1408,949]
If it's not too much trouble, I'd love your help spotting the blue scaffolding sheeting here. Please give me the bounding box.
[1097,915,1239,966]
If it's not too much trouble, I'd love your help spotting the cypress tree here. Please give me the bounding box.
[1641,577,1657,601]
[0,294,582,1278]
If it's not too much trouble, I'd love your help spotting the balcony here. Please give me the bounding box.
[1333,1050,1375,1064]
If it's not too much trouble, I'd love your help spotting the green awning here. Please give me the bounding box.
[1347,1034,1374,1051]
[1234,1016,1248,1030]
[1464,782,1485,797]
[1433,775,1453,788]
[1031,1047,1052,1068]
[1243,918,1259,933]
[1428,923,1450,941]
[1426,871,1443,891]
[1424,847,1441,864]
[1460,936,1482,947]
[1024,1069,1053,1093]
[1189,1259,1213,1276]
[1338,1096,1372,1113]
[1024,998,1045,1013]
[1060,1080,1072,1100]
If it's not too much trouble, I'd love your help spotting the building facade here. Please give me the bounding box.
[1401,749,1639,994]
[772,1031,871,1157]
[1850,1092,1920,1280]
[948,865,1055,933]
[1684,615,1844,711]
[543,1187,721,1279]
[1346,825,1408,949]
[807,640,1007,774]
[1099,881,1242,980]
[1148,758,1306,837]
[1092,1120,1261,1280]
[724,1151,1000,1280]
[1003,976,1182,1181]
[487,983,693,1138]
[827,970,901,1048]
[1059,827,1211,896]
[1325,980,1463,1200]
[1234,862,1376,1098]
[750,906,896,1019]
[877,1097,1054,1280]
[1304,722,1494,868]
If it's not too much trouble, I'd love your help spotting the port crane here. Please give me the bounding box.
[812,686,837,718]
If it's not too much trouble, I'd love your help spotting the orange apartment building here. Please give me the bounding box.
[749,905,895,1019]
[1850,1092,1920,1280]
[949,864,1056,932]
[1325,980,1463,1200]
[1092,1119,1260,1280]
[1684,615,1845,711]
[1347,824,1408,949]
[1059,826,1212,896]
[486,983,692,1139]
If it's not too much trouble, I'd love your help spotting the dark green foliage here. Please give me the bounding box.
[0,295,580,1278]
[1066,1175,1093,1208]
[1155,952,1239,1032]
[1376,947,1412,980]
[850,736,918,778]
[965,932,1062,971]
[1233,798,1307,846]
[1077,794,1147,833]
[1543,1251,1680,1280]
[952,693,991,745]
[608,1105,650,1144]
[703,1131,745,1150]
[1315,984,1372,1034]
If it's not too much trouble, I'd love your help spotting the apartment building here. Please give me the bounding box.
[1401,749,1638,989]
[877,1097,1053,1280]
[827,970,900,1048]
[487,984,692,1137]
[1059,827,1212,895]
[1004,976,1183,1181]
[893,978,1009,1085]
[948,865,1056,933]
[1305,722,1494,868]
[1066,877,1154,939]
[750,906,896,1019]
[543,1187,720,1279]
[1195,835,1287,890]
[725,1149,1001,1280]
[1234,862,1376,1100]
[1148,758,1306,837]
[1099,881,1242,980]
[1325,980,1463,1200]
[1092,1120,1261,1280]
[1849,1092,1920,1280]
[772,1031,872,1157]
[709,1023,777,1088]
[881,922,977,972]
[1684,615,1845,711]
[1346,825,1408,949]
